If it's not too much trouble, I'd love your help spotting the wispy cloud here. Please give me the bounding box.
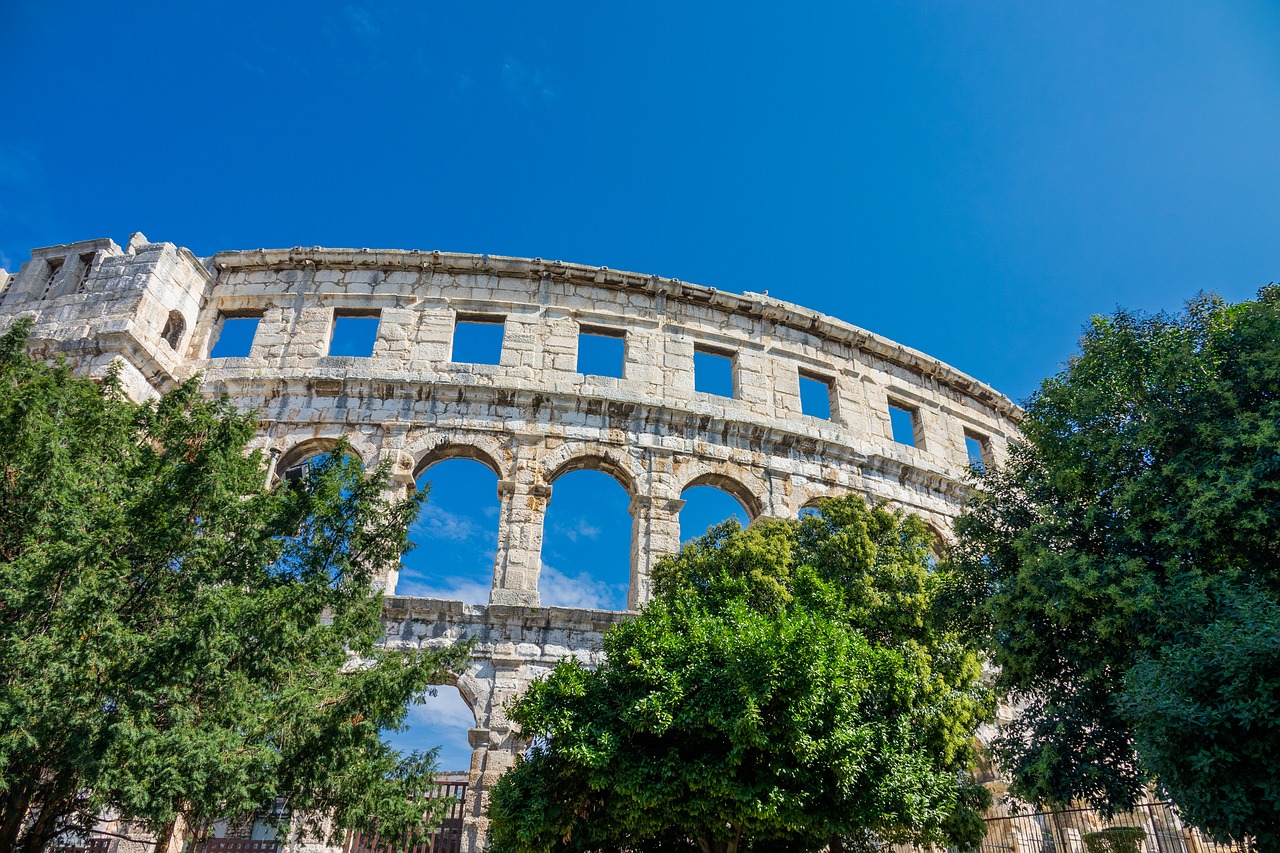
[538,561,625,611]
[557,517,602,543]
[396,574,491,604]
[501,57,558,108]
[344,3,381,38]
[385,686,475,772]
[411,504,480,541]
[407,686,474,730]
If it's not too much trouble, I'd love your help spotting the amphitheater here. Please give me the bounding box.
[0,233,1021,852]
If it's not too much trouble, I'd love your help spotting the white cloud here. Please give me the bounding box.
[385,686,475,773]
[407,686,475,731]
[411,504,479,541]
[560,517,601,543]
[537,560,626,611]
[396,575,491,604]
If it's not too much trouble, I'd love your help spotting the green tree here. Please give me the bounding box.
[0,318,469,853]
[947,289,1280,847]
[488,497,993,853]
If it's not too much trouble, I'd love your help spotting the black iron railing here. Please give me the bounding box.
[344,781,469,853]
[979,800,1251,853]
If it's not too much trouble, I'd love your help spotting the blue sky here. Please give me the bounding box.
[6,0,1279,773]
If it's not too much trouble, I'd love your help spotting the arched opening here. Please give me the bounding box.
[679,485,752,543]
[384,684,477,774]
[400,458,500,604]
[539,469,632,611]
[161,310,187,350]
[380,683,475,849]
[272,440,363,488]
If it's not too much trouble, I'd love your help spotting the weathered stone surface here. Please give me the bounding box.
[0,238,1021,852]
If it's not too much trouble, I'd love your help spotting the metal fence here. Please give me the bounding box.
[979,801,1251,853]
[52,841,111,853]
[194,841,281,853]
[343,781,468,853]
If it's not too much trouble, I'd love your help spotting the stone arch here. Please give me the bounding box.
[923,521,950,561]
[796,487,856,516]
[410,434,509,483]
[539,452,637,612]
[272,435,367,484]
[679,469,764,521]
[542,446,637,496]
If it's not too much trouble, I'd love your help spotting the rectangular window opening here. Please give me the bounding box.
[451,316,505,365]
[798,371,833,420]
[76,253,96,292]
[40,258,63,299]
[577,327,625,378]
[694,347,735,398]
[329,310,381,357]
[964,431,990,473]
[888,402,921,448]
[209,313,262,358]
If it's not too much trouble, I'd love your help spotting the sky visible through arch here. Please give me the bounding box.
[4,0,1279,777]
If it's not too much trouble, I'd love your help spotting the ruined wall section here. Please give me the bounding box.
[0,238,1022,853]
[0,233,214,400]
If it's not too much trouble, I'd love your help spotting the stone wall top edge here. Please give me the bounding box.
[383,595,635,629]
[209,245,1022,421]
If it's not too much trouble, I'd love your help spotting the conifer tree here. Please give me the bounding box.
[0,318,468,852]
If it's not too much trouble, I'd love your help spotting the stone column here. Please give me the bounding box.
[489,437,551,607]
[372,446,417,595]
[462,658,529,852]
[628,494,685,610]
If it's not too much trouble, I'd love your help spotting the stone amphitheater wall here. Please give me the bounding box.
[0,234,1021,852]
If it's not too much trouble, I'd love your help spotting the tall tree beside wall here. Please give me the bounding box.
[488,497,994,853]
[947,288,1280,848]
[0,318,469,853]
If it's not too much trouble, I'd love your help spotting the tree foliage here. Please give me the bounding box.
[488,497,993,853]
[0,318,469,852]
[947,288,1280,847]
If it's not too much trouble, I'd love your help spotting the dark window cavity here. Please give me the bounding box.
[577,327,625,378]
[76,253,96,292]
[161,311,187,350]
[799,371,833,420]
[694,347,735,397]
[209,314,262,358]
[451,317,505,364]
[888,402,921,448]
[40,258,63,299]
[329,311,380,357]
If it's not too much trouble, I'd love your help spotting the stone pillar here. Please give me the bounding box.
[462,658,529,852]
[375,445,416,595]
[628,494,685,610]
[489,437,551,606]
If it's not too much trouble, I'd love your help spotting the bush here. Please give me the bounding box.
[1083,826,1148,853]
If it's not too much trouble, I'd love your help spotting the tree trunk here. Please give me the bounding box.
[152,816,178,853]
[0,780,35,852]
[19,793,67,853]
[830,835,844,853]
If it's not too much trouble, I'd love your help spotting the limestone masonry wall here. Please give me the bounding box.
[0,235,1021,853]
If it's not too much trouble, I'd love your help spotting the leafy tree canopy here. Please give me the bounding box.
[947,288,1280,847]
[488,496,993,853]
[0,319,469,853]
